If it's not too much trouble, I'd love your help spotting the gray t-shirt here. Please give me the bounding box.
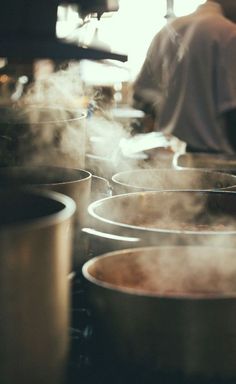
[133,2,236,153]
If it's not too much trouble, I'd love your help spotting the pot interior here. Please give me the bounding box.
[84,246,236,297]
[0,189,74,227]
[90,190,236,233]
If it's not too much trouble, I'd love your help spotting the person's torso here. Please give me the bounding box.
[149,3,236,153]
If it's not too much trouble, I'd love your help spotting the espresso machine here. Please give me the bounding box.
[0,0,127,99]
[0,0,127,60]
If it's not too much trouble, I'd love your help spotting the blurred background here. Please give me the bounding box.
[68,0,207,82]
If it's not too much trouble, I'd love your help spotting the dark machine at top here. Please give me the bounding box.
[0,0,127,61]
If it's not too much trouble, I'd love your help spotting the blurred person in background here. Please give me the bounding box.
[132,0,236,154]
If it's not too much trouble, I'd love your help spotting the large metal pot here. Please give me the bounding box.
[85,190,236,256]
[0,166,92,268]
[82,246,236,380]
[0,188,76,384]
[111,168,236,194]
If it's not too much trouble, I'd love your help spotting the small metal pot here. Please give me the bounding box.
[173,152,236,175]
[82,246,236,380]
[0,106,87,168]
[0,188,76,384]
[111,168,236,194]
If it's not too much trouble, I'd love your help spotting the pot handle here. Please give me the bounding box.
[172,152,182,169]
[81,227,141,257]
[90,175,113,202]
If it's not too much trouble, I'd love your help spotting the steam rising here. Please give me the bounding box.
[14,62,139,171]
[22,63,86,109]
[11,61,184,174]
[91,190,236,231]
[15,63,89,168]
[89,190,236,265]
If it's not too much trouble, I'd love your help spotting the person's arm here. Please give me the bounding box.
[132,60,158,119]
[131,59,159,133]
[132,30,164,120]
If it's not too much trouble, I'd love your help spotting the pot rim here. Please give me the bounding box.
[0,166,92,187]
[173,152,236,171]
[82,245,236,300]
[88,189,236,236]
[0,106,87,125]
[0,188,76,234]
[111,168,236,191]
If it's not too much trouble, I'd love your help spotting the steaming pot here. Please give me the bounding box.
[0,106,87,169]
[111,168,236,194]
[85,190,236,256]
[0,188,76,384]
[82,246,236,380]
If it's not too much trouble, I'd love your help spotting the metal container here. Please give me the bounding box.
[82,245,236,380]
[0,188,76,384]
[0,166,92,268]
[173,152,236,175]
[86,190,236,256]
[0,106,87,169]
[111,168,236,194]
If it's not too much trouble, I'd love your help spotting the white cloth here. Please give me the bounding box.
[133,2,236,153]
